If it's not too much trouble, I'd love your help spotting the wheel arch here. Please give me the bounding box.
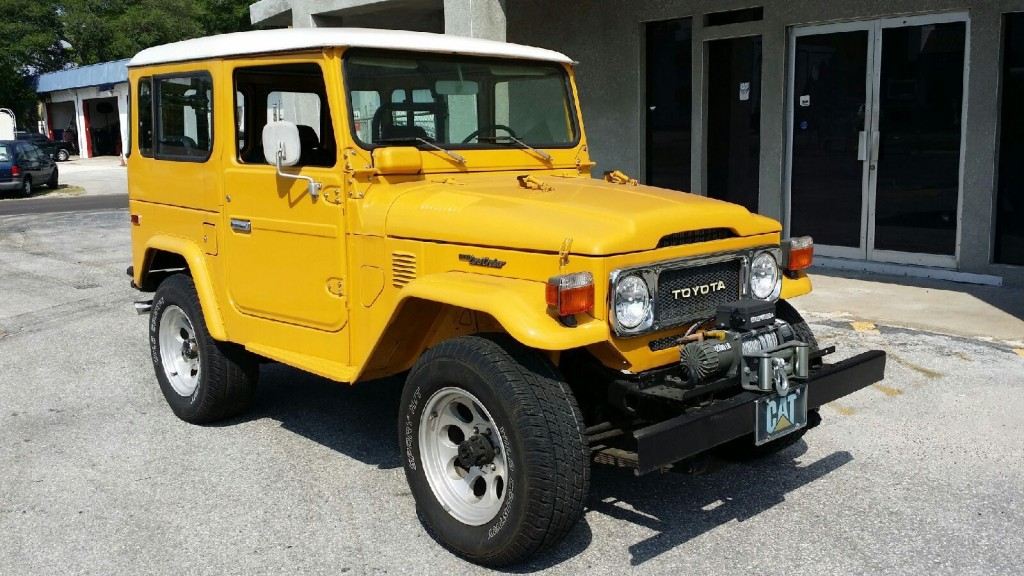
[357,272,609,381]
[136,236,228,341]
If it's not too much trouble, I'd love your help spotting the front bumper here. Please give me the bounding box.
[632,350,886,474]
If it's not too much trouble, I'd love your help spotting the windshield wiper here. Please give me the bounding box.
[478,135,553,163]
[375,137,466,166]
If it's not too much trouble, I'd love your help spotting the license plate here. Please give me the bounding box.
[754,385,808,446]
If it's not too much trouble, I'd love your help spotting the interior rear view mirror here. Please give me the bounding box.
[435,80,479,96]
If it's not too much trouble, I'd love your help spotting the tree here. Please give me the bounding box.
[0,0,255,127]
[0,0,67,125]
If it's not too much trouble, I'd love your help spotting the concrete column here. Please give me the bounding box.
[74,94,89,159]
[116,88,129,158]
[443,0,506,40]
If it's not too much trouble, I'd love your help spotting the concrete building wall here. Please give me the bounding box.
[506,0,1024,284]
[249,0,1024,284]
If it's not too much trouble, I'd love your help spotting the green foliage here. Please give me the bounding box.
[0,0,254,125]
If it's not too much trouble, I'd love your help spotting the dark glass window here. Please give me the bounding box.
[138,78,152,157]
[706,35,762,213]
[233,63,336,167]
[645,18,692,191]
[997,13,1024,265]
[155,73,213,161]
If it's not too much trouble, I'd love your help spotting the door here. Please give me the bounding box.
[707,35,762,214]
[787,14,968,266]
[222,60,348,333]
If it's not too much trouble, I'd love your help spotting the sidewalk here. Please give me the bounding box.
[797,269,1024,347]
[56,156,126,197]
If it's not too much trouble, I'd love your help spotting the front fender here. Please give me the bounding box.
[139,235,228,341]
[397,272,610,351]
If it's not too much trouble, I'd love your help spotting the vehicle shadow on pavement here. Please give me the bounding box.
[587,447,853,566]
[233,363,405,470]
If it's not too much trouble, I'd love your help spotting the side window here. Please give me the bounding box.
[235,90,246,153]
[234,63,336,167]
[155,73,213,161]
[137,77,153,156]
[351,90,381,143]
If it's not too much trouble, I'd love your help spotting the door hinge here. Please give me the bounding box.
[322,186,343,205]
[327,277,345,297]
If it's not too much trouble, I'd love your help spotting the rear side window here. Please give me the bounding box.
[155,73,213,161]
[0,144,10,162]
[138,78,153,156]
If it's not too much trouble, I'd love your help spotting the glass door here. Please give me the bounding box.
[787,13,968,266]
[788,22,873,259]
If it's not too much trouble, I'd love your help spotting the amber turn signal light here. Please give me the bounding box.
[784,236,814,271]
[546,272,595,316]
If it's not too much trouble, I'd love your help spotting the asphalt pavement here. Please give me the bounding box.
[0,193,126,215]
[1,205,1022,575]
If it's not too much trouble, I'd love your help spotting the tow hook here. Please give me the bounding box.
[134,300,153,315]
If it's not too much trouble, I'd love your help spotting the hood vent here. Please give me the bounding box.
[657,228,735,249]
[392,251,417,287]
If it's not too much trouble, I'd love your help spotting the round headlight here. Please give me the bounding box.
[614,274,652,330]
[750,252,780,300]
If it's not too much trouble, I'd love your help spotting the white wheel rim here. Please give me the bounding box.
[22,180,30,195]
[158,305,201,397]
[419,387,509,526]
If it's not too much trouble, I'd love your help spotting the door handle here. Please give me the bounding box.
[230,218,251,234]
[871,131,880,164]
[857,131,867,161]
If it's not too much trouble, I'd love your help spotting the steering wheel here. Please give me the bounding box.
[461,124,519,144]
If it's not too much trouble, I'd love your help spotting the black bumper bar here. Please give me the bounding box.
[633,350,887,475]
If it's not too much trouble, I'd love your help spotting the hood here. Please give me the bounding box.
[384,175,781,255]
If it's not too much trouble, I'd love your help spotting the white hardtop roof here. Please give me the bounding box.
[128,28,573,68]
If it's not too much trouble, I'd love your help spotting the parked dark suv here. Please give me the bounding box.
[0,140,59,197]
[15,131,75,162]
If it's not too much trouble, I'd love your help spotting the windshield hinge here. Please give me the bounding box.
[603,169,639,186]
[517,174,553,192]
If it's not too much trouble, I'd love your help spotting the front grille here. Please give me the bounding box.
[655,259,742,326]
[657,228,735,249]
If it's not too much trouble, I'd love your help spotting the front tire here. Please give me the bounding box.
[399,334,589,567]
[149,274,257,424]
[47,166,58,188]
[56,149,70,162]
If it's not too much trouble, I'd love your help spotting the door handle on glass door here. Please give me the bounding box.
[857,131,867,161]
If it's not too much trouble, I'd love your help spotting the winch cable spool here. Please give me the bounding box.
[680,331,742,385]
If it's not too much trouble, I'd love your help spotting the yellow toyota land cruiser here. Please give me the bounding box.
[127,28,886,566]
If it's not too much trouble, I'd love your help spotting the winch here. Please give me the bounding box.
[679,300,810,394]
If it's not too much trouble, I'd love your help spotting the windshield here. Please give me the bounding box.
[343,50,578,150]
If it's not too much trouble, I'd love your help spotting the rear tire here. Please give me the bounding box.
[149,274,257,424]
[718,299,818,460]
[20,177,31,197]
[399,334,589,567]
[56,149,70,162]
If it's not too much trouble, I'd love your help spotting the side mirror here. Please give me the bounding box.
[374,146,423,175]
[262,120,301,167]
[261,120,321,199]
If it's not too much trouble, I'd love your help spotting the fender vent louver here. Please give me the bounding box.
[657,228,736,249]
[392,251,418,287]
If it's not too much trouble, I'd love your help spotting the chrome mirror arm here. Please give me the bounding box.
[275,146,321,199]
